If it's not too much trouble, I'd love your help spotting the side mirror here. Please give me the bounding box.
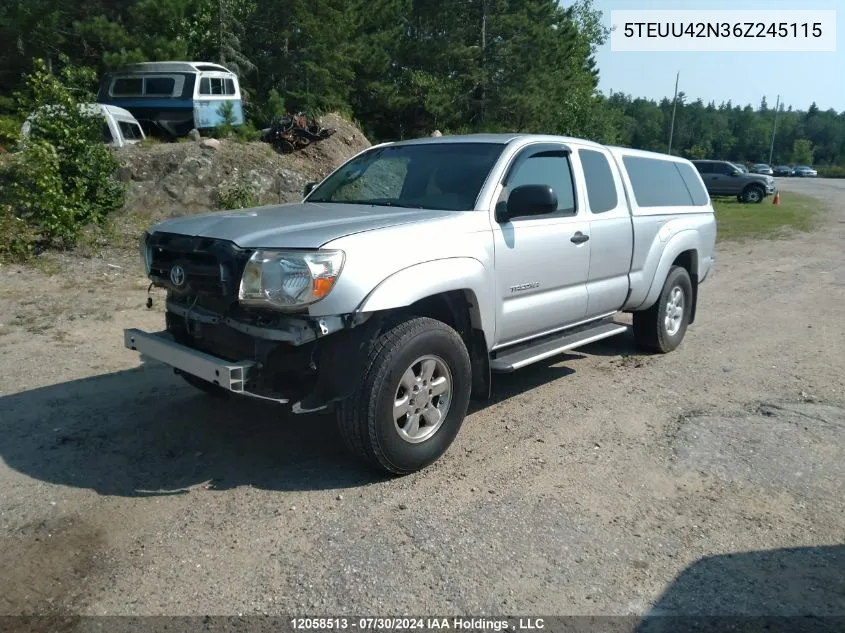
[730,170,741,176]
[498,184,558,222]
[303,181,318,196]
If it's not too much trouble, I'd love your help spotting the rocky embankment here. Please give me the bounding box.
[115,113,370,219]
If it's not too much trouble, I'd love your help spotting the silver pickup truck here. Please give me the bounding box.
[126,134,716,474]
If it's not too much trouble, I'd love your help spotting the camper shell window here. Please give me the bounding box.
[109,75,184,97]
[199,76,237,96]
[112,78,143,96]
[622,155,708,208]
[144,77,176,96]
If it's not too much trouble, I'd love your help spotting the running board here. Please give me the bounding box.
[490,320,629,372]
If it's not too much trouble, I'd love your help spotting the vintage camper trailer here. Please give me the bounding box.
[97,61,244,137]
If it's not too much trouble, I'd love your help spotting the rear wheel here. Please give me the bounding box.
[633,265,693,354]
[741,184,765,204]
[336,316,472,475]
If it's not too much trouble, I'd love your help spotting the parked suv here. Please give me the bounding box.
[691,159,775,203]
[126,134,716,474]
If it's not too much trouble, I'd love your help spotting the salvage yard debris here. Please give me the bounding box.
[263,113,336,153]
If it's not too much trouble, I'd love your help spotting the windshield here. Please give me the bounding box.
[306,142,505,211]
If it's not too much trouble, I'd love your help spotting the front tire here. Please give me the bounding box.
[741,184,765,204]
[632,265,693,354]
[336,316,472,475]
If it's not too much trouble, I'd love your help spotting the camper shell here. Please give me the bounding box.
[97,61,244,138]
[21,103,145,149]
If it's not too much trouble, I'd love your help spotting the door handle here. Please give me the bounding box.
[570,232,590,244]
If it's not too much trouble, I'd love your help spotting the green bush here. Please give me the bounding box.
[0,205,40,262]
[817,165,845,178]
[214,101,238,138]
[217,177,259,210]
[0,115,20,151]
[0,57,125,249]
[233,121,263,143]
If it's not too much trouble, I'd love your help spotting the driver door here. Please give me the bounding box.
[709,162,737,195]
[491,145,590,348]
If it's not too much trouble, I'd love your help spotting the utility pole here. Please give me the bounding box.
[768,94,781,165]
[480,0,490,121]
[218,0,225,65]
[668,71,679,155]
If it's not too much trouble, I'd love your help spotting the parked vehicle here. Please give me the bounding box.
[691,159,775,203]
[773,165,795,177]
[21,103,145,148]
[730,162,748,173]
[751,163,774,176]
[97,61,244,138]
[126,134,717,474]
[793,165,818,177]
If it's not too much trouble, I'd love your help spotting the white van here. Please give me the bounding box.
[21,103,146,149]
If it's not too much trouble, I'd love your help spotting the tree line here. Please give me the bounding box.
[1,0,843,168]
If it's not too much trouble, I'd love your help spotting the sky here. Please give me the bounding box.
[576,0,844,112]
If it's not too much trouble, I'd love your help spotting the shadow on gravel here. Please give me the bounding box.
[0,359,383,496]
[635,545,845,632]
[471,354,580,414]
[0,351,593,497]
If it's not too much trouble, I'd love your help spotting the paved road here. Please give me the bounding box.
[1,179,843,617]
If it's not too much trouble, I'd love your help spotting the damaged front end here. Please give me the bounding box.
[126,231,377,412]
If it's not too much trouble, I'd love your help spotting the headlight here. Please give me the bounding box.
[239,249,345,309]
[139,231,152,275]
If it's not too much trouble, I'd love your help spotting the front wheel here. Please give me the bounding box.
[741,185,765,204]
[336,316,472,475]
[632,265,693,354]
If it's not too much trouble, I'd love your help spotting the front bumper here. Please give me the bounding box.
[124,328,288,403]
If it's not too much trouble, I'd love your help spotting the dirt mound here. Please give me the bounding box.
[116,113,370,220]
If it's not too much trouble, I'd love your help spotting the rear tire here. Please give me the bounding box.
[336,316,472,475]
[633,265,693,354]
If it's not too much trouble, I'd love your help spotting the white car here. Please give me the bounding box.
[21,103,145,149]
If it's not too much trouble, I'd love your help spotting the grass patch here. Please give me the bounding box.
[713,192,822,242]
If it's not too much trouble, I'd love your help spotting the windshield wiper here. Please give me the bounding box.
[358,199,425,209]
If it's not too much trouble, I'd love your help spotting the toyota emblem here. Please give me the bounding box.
[169,264,186,287]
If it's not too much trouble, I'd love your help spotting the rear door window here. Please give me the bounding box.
[579,149,618,214]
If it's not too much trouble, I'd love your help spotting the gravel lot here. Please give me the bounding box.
[1,178,843,618]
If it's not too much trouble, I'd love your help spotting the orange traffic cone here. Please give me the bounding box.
[773,192,781,205]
